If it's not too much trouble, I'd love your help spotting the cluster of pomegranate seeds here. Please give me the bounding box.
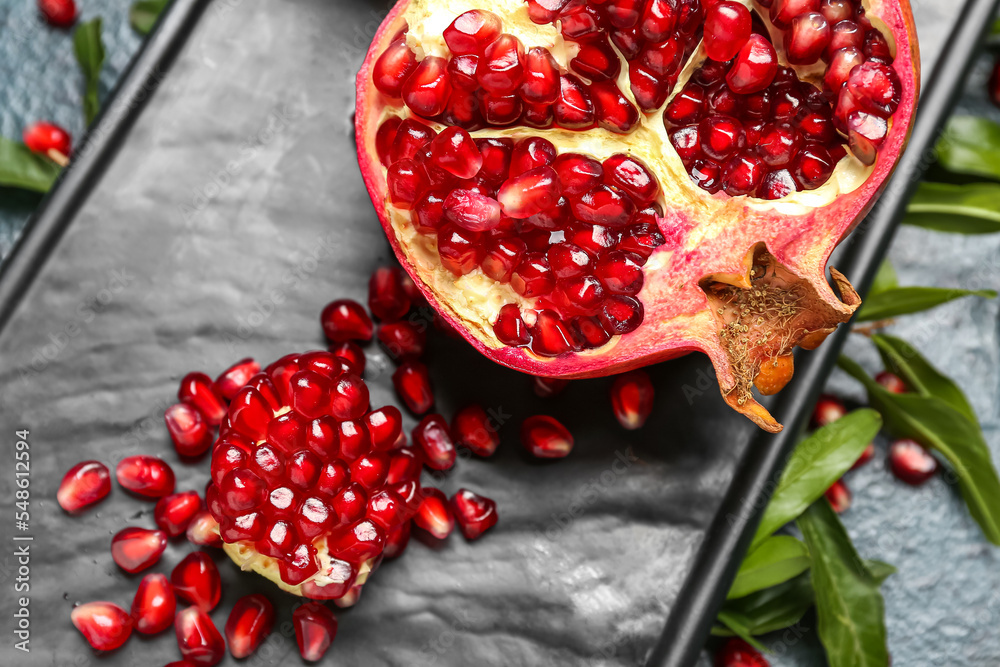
[716,637,769,666]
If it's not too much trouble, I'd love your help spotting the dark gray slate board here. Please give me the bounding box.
[0,0,983,665]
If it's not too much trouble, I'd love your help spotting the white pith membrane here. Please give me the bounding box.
[363,0,913,431]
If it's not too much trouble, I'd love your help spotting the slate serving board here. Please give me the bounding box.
[0,0,981,665]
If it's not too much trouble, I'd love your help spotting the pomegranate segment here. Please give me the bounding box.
[71,601,132,651]
[57,460,111,512]
[225,594,275,659]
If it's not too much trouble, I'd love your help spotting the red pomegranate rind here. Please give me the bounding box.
[356,0,919,432]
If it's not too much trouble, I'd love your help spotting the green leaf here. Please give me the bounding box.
[839,356,1000,545]
[130,0,170,35]
[871,334,978,424]
[798,500,889,667]
[74,18,106,125]
[713,573,815,638]
[869,260,898,296]
[936,117,1000,181]
[728,535,811,600]
[904,182,1000,234]
[864,560,896,586]
[751,409,882,551]
[0,137,61,193]
[715,611,770,652]
[855,286,996,321]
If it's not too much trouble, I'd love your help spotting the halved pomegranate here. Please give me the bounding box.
[356,0,919,431]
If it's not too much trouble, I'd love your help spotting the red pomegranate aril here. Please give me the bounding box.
[554,275,606,314]
[824,478,852,513]
[825,46,864,92]
[438,224,485,275]
[451,404,500,457]
[429,126,483,179]
[509,253,554,297]
[293,602,338,661]
[375,117,401,166]
[847,110,888,165]
[606,0,645,28]
[480,91,524,125]
[533,376,569,397]
[279,542,320,585]
[402,56,452,117]
[596,251,644,295]
[414,488,455,538]
[826,20,864,59]
[641,37,682,77]
[373,39,418,98]
[852,442,876,470]
[392,360,434,414]
[620,222,665,260]
[287,370,331,420]
[561,1,603,39]
[476,137,514,183]
[38,0,77,28]
[665,83,705,125]
[811,394,846,427]
[72,601,132,651]
[786,13,831,65]
[165,402,213,457]
[331,518,386,561]
[671,125,701,162]
[726,34,778,94]
[555,74,596,129]
[478,34,525,95]
[413,189,448,232]
[451,488,499,539]
[328,341,365,378]
[572,38,621,82]
[58,460,111,512]
[546,242,593,280]
[600,295,644,334]
[592,82,641,132]
[383,520,412,558]
[482,237,527,282]
[630,64,672,111]
[721,153,766,196]
[444,9,501,54]
[820,0,852,22]
[523,101,556,127]
[716,637,769,666]
[155,491,202,537]
[351,453,390,491]
[699,115,745,162]
[378,320,427,360]
[641,0,679,40]
[610,370,654,429]
[178,372,227,426]
[551,155,602,198]
[321,299,373,343]
[361,406,401,453]
[368,488,405,528]
[889,439,938,486]
[757,169,798,200]
[770,0,819,29]
[521,415,574,458]
[444,189,502,231]
[171,552,222,612]
[498,166,562,219]
[864,28,893,63]
[413,414,457,470]
[757,123,802,167]
[225,594,274,659]
[875,371,907,393]
[387,158,429,208]
[530,310,579,356]
[493,304,531,345]
[389,118,436,164]
[186,511,222,547]
[367,267,411,323]
[117,456,175,498]
[703,2,752,62]
[131,573,176,635]
[846,60,902,116]
[521,46,561,104]
[214,358,260,401]
[111,527,167,573]
[387,447,422,484]
[603,154,659,205]
[570,184,636,227]
[793,143,836,189]
[690,159,722,193]
[448,54,480,91]
[329,373,369,421]
[510,137,557,176]
[175,606,225,667]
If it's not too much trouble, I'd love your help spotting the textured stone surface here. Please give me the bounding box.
[0,1,996,666]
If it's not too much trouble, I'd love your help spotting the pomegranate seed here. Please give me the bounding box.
[38,0,77,27]
[444,9,502,55]
[811,394,847,427]
[699,115,745,161]
[293,602,338,661]
[131,573,176,635]
[498,166,562,219]
[116,456,175,498]
[402,56,452,117]
[786,12,831,65]
[387,447,422,484]
[367,266,411,321]
[389,119,436,164]
[666,83,706,125]
[22,120,72,163]
[329,518,385,561]
[603,154,659,205]
[703,2,751,62]
[377,320,427,360]
[511,252,556,297]
[175,606,225,667]
[533,376,569,397]
[351,453,390,491]
[476,137,514,183]
[384,520,412,558]
[414,488,455,538]
[214,358,260,400]
[321,299,373,342]
[561,2,603,40]
[757,170,798,200]
[875,371,907,393]
[58,460,111,512]
[570,184,636,227]
[493,304,531,345]
[726,34,778,94]
[864,28,893,63]
[824,478,852,513]
[364,406,402,452]
[689,158,721,192]
[438,224,485,275]
[820,0,852,23]
[825,20,863,59]
[521,415,574,458]
[429,126,483,179]
[482,237,527,282]
[413,414,457,470]
[606,0,645,28]
[478,34,525,95]
[111,527,167,573]
[889,439,938,486]
[825,46,864,92]
[596,251,645,295]
[393,360,434,414]
[326,341,364,377]
[171,552,221,612]
[444,189,503,231]
[794,143,837,189]
[155,491,202,537]
[373,39,418,98]
[846,110,888,165]
[671,125,701,162]
[770,0,819,29]
[630,64,671,111]
[178,372,227,425]
[225,594,275,659]
[375,117,401,166]
[572,38,622,82]
[451,404,500,457]
[641,38,682,77]
[521,46,561,104]
[71,601,132,651]
[600,295,644,334]
[610,370,654,429]
[387,158,429,208]
[530,310,579,356]
[164,402,213,457]
[186,511,222,547]
[851,442,876,470]
[846,61,902,116]
[555,74,596,129]
[641,0,679,41]
[716,637,769,666]
[450,488,498,539]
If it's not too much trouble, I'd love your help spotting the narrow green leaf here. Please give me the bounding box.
[839,356,1000,544]
[936,116,1000,181]
[715,611,769,652]
[713,573,815,637]
[871,334,978,424]
[869,260,898,296]
[728,535,811,600]
[855,286,996,322]
[751,409,882,550]
[864,560,896,586]
[130,0,170,35]
[798,500,889,667]
[0,137,60,193]
[73,18,106,125]
[904,182,1000,234]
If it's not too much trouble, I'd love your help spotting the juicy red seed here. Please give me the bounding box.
[641,0,679,41]
[117,456,176,498]
[703,1,752,62]
[332,484,368,528]
[523,101,555,127]
[521,415,574,458]
[478,34,526,95]
[825,46,864,92]
[476,137,514,183]
[482,237,527,282]
[600,295,644,334]
[630,64,671,111]
[444,9,502,55]
[555,74,596,129]
[665,84,705,124]
[510,137,557,177]
[368,488,405,528]
[717,637,769,667]
[721,153,766,196]
[610,370,655,429]
[889,439,939,486]
[770,0,820,29]
[451,404,501,457]
[864,28,893,63]
[298,559,355,600]
[547,242,593,280]
[368,266,411,321]
[286,369,331,420]
[171,552,222,612]
[111,527,168,573]
[321,299,373,342]
[155,491,202,537]
[757,122,802,167]
[389,119,436,164]
[479,90,524,125]
[641,38,682,77]
[699,115,745,161]
[758,170,798,199]
[186,511,222,547]
[847,60,902,116]
[402,56,452,117]
[38,0,78,28]
[175,606,225,667]
[72,602,132,651]
[429,126,483,179]
[794,143,836,189]
[330,518,386,562]
[285,450,321,490]
[375,117,401,167]
[552,153,603,196]
[296,495,336,539]
[570,184,636,227]
[820,0,852,22]
[875,371,908,393]
[510,252,555,298]
[351,453,390,491]
[438,224,485,275]
[530,310,579,356]
[592,82,640,133]
[363,406,402,452]
[293,602,338,662]
[852,442,876,470]
[387,158,429,208]
[493,304,531,346]
[165,403,213,458]
[603,154,659,206]
[451,488,499,540]
[444,189,502,231]
[825,479,852,513]
[825,20,864,59]
[225,594,274,659]
[726,33,778,94]
[606,0,645,28]
[413,414,457,471]
[448,54,479,91]
[786,12,831,65]
[533,376,569,397]
[373,39,418,98]
[377,320,427,360]
[521,46,561,104]
[690,158,721,193]
[392,360,434,414]
[214,358,260,400]
[498,166,562,219]
[811,394,847,427]
[178,372,227,426]
[572,38,621,82]
[387,448,423,484]
[131,573,176,635]
[412,189,448,232]
[328,373,370,421]
[619,221,665,259]
[596,251,644,295]
[58,460,111,512]
[414,488,455,538]
[671,125,701,162]
[384,521,412,558]
[561,2,603,40]
[279,542,320,585]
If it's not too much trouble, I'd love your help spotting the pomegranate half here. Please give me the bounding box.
[356,0,919,431]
